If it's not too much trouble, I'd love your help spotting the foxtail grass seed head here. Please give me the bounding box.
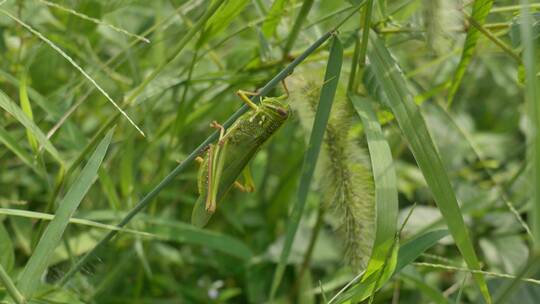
[289,70,375,269]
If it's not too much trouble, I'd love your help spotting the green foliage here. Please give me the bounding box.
[0,1,537,303]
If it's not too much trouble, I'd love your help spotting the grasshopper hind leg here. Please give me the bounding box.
[191,121,228,227]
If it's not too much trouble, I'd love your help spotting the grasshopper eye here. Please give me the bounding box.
[277,107,288,117]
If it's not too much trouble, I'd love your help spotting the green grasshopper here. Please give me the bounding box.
[191,88,290,227]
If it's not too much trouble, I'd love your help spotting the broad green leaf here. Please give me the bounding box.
[365,32,491,303]
[0,89,63,164]
[447,0,494,106]
[262,0,286,37]
[16,129,113,298]
[270,35,343,300]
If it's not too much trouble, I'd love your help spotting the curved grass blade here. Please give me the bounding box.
[351,95,398,271]
[447,0,494,107]
[269,35,343,300]
[0,90,63,165]
[16,129,113,298]
[349,94,398,298]
[366,32,492,303]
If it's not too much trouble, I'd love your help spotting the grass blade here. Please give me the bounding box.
[518,0,540,249]
[351,95,398,270]
[0,90,63,164]
[18,74,38,152]
[269,35,343,300]
[16,129,114,298]
[366,32,492,303]
[0,208,153,238]
[0,208,252,260]
[447,0,494,107]
[349,95,398,298]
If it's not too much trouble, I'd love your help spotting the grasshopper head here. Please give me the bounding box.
[260,96,290,122]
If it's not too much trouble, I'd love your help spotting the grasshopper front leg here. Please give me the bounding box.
[236,90,260,110]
